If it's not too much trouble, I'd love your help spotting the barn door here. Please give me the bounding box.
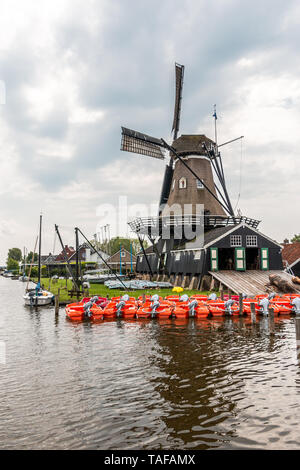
[261,248,269,270]
[210,247,218,271]
[235,247,246,271]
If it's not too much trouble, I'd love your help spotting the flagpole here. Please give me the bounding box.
[213,104,218,147]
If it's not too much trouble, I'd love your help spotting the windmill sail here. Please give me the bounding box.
[121,127,165,160]
[158,163,174,214]
[172,63,185,140]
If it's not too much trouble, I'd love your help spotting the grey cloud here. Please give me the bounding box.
[0,0,300,259]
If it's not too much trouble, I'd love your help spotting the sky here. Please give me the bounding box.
[0,0,300,263]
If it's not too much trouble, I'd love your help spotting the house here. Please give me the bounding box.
[68,243,109,267]
[281,242,300,277]
[55,245,76,262]
[106,247,137,274]
[136,223,283,289]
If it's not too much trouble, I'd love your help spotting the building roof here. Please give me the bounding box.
[172,134,215,157]
[55,245,75,261]
[67,243,108,262]
[281,242,300,266]
[203,223,282,249]
[44,254,59,265]
[203,226,234,247]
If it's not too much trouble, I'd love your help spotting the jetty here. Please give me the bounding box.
[209,270,300,297]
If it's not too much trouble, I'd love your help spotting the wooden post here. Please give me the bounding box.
[239,293,243,316]
[250,302,256,323]
[220,284,224,300]
[295,318,300,361]
[268,307,275,335]
[228,290,232,299]
[55,288,60,315]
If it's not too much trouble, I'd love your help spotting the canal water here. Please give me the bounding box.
[0,277,300,450]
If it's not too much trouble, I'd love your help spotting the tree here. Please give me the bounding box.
[7,248,22,262]
[97,237,149,256]
[291,234,300,243]
[26,251,38,263]
[7,258,20,272]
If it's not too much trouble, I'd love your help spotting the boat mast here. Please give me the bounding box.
[75,227,79,291]
[38,214,42,285]
[23,247,26,276]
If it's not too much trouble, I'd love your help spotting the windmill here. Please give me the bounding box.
[120,63,260,277]
[121,63,241,221]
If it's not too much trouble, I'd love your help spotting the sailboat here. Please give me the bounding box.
[23,214,54,306]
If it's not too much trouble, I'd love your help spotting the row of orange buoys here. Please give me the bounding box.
[65,293,300,322]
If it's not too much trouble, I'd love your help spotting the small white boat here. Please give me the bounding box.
[24,290,54,306]
[24,214,53,307]
[3,272,13,278]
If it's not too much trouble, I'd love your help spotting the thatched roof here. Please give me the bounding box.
[172,134,215,156]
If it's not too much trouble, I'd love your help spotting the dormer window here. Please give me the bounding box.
[179,177,187,189]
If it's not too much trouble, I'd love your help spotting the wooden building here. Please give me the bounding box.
[136,223,283,288]
[106,247,137,274]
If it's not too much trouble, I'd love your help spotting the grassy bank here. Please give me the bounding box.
[35,277,215,304]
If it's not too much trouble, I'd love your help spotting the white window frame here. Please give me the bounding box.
[194,250,201,260]
[230,235,242,247]
[179,177,187,189]
[196,179,204,189]
[121,251,126,258]
[175,252,181,261]
[246,235,258,247]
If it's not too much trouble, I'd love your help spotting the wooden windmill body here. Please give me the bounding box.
[161,134,227,217]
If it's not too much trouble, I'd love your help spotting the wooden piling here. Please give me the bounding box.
[55,296,59,314]
[268,307,275,335]
[54,288,60,315]
[250,302,256,323]
[295,318,300,361]
[239,293,243,316]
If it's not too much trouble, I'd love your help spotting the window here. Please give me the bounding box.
[194,251,201,260]
[175,252,181,261]
[246,235,258,247]
[230,235,242,247]
[121,251,126,258]
[179,177,187,189]
[196,179,204,189]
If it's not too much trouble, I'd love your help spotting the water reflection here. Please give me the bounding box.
[1,278,300,450]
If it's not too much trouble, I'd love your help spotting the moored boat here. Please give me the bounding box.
[24,289,54,306]
[24,214,54,307]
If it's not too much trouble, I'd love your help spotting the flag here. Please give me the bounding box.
[213,105,218,120]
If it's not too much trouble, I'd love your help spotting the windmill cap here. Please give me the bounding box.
[172,134,215,157]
